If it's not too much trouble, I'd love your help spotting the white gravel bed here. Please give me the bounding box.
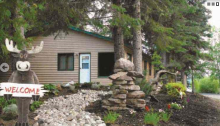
[34,90,109,126]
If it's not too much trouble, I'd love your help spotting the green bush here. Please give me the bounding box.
[44,84,59,95]
[0,97,16,109]
[144,112,160,126]
[198,77,219,93]
[137,70,153,96]
[103,111,119,124]
[194,79,200,93]
[30,101,43,111]
[1,104,18,120]
[166,83,186,98]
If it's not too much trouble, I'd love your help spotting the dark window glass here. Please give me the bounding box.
[127,53,132,61]
[58,53,74,71]
[144,60,147,70]
[98,53,114,77]
[149,63,152,76]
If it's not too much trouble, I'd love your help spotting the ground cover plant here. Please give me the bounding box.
[30,101,43,112]
[44,84,59,95]
[103,111,119,124]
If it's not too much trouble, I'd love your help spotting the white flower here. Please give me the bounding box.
[159,109,164,113]
[180,91,183,99]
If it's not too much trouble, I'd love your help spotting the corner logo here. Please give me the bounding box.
[0,63,9,72]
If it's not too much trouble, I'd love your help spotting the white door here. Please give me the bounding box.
[80,54,91,83]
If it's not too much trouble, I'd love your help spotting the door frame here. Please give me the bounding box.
[79,53,91,83]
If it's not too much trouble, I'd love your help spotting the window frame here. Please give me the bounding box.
[58,53,74,71]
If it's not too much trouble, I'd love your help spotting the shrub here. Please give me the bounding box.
[103,111,119,124]
[137,70,153,96]
[0,97,16,109]
[194,79,200,93]
[44,84,59,95]
[30,101,43,111]
[166,83,186,99]
[1,104,18,121]
[198,77,219,93]
[144,112,160,126]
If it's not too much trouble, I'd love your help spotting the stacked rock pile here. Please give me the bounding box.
[102,58,146,110]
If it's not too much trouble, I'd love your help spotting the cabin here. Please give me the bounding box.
[0,27,154,85]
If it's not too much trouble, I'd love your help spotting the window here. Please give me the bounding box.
[149,63,152,76]
[127,53,132,61]
[144,60,147,70]
[58,53,74,71]
[98,53,114,77]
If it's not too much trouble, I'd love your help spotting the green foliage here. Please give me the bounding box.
[170,103,182,110]
[144,112,160,126]
[160,112,172,123]
[103,111,119,124]
[166,83,186,99]
[137,70,153,96]
[30,101,43,112]
[74,83,81,89]
[152,51,164,70]
[1,104,18,121]
[0,97,16,108]
[195,77,219,93]
[44,84,59,95]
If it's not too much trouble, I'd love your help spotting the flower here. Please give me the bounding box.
[167,104,171,109]
[159,109,165,113]
[145,106,150,112]
[187,98,190,103]
[180,91,183,99]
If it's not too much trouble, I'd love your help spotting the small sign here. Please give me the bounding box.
[0,83,47,97]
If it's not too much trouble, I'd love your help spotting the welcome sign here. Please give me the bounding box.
[0,83,47,97]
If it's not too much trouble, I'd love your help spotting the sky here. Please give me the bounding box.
[204,1,220,28]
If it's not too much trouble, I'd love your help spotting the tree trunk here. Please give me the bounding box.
[113,26,125,60]
[181,70,187,87]
[112,0,125,61]
[132,0,142,73]
[161,51,167,68]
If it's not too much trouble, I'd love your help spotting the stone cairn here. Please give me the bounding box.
[102,58,146,110]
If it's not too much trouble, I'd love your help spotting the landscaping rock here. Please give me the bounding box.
[127,91,145,98]
[127,71,144,78]
[116,75,133,81]
[126,99,146,105]
[108,98,126,104]
[113,94,127,99]
[69,85,75,91]
[109,72,127,80]
[113,80,127,85]
[103,58,146,110]
[120,85,141,91]
[91,83,100,90]
[114,58,134,71]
